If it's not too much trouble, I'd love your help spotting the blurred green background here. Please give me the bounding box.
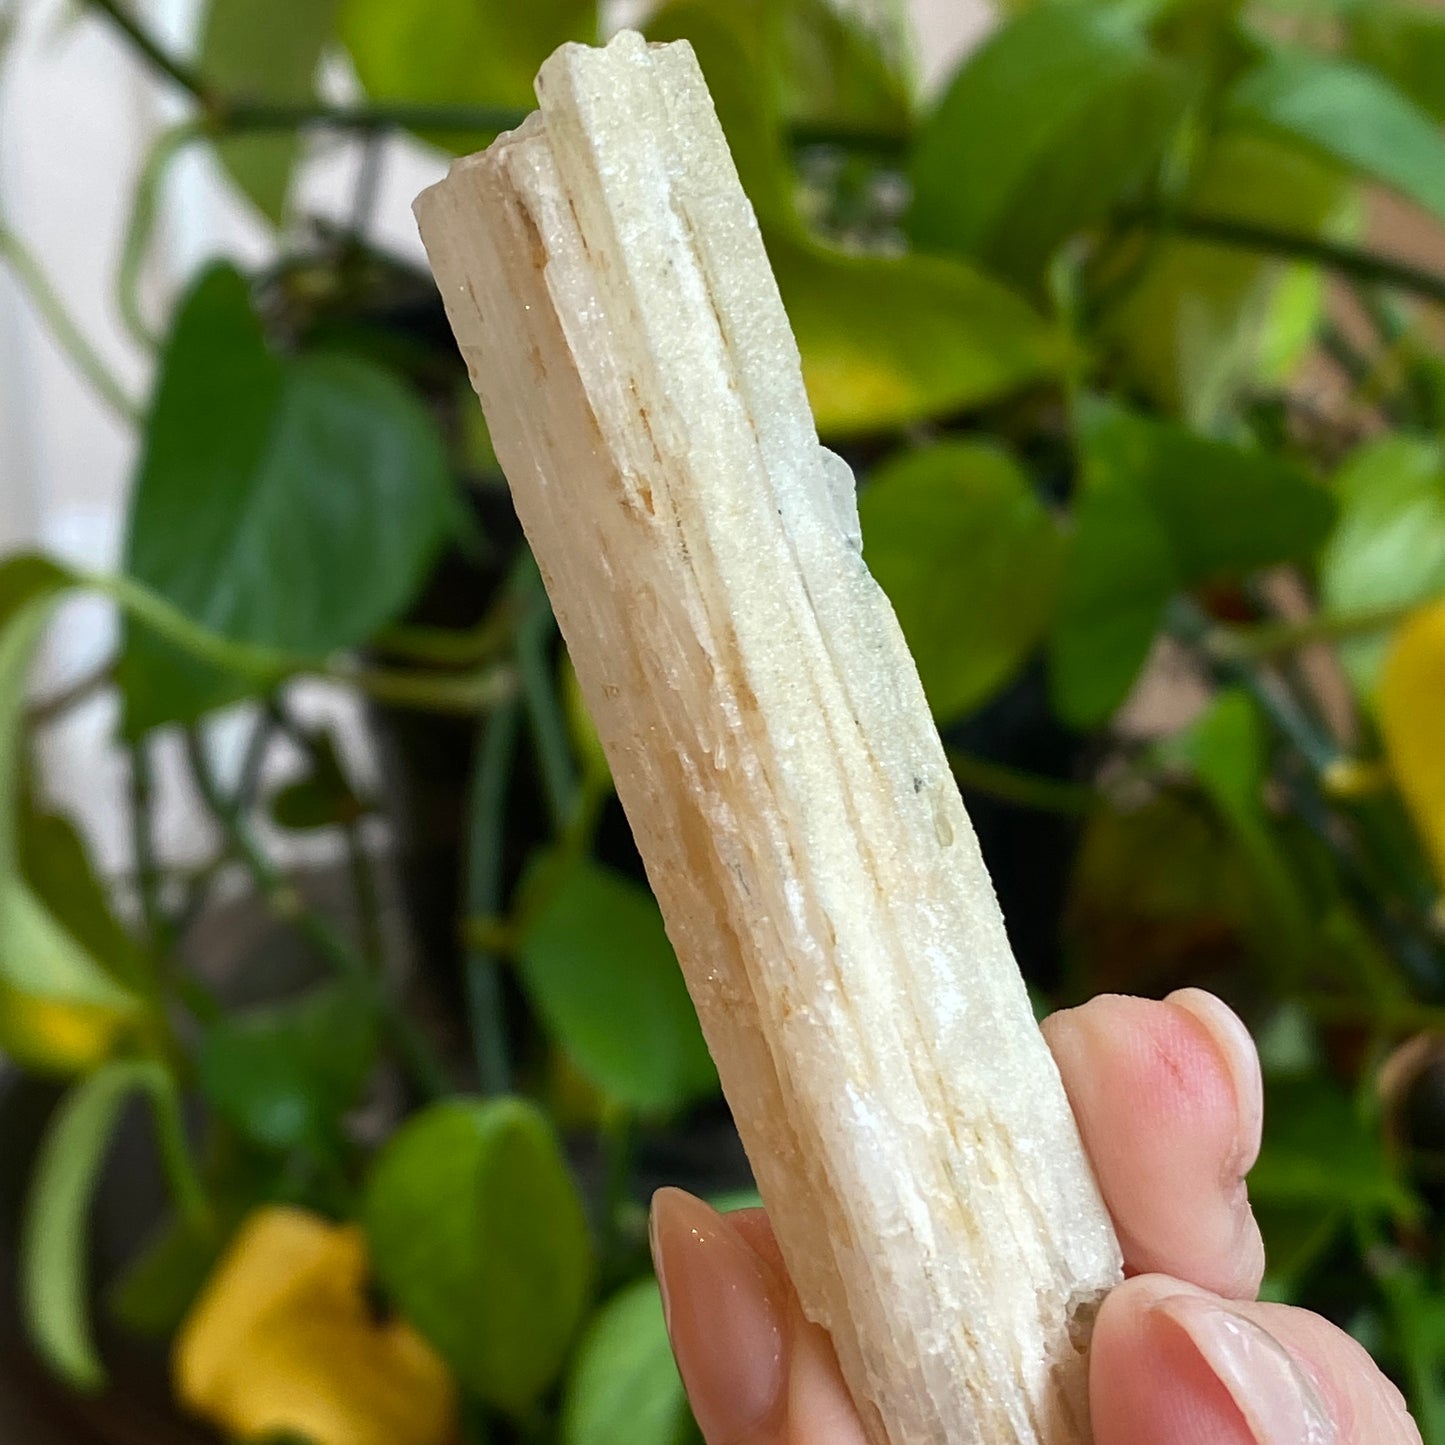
[2,0,1445,1439]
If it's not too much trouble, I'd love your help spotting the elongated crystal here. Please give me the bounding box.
[414,32,1122,1444]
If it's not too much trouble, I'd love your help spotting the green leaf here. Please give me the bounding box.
[20,806,147,992]
[0,552,71,629]
[364,1097,593,1414]
[1049,400,1334,725]
[119,264,453,734]
[268,731,367,831]
[1350,2,1445,123]
[908,2,1191,284]
[1088,400,1335,582]
[1254,1202,1345,1300]
[773,234,1062,436]
[777,0,911,134]
[652,0,912,143]
[1104,130,1348,424]
[342,0,594,140]
[0,593,140,1070]
[1376,1257,1445,1443]
[646,1,795,224]
[1229,47,1445,222]
[1064,793,1265,995]
[0,887,140,1026]
[561,1280,691,1445]
[0,593,61,875]
[1159,690,1311,959]
[21,1062,184,1389]
[709,1187,764,1213]
[1162,689,1268,823]
[645,4,1050,433]
[198,984,377,1152]
[858,441,1064,721]
[1049,467,1176,729]
[201,0,339,223]
[1251,1076,1415,1216]
[1320,435,1445,698]
[516,857,717,1115]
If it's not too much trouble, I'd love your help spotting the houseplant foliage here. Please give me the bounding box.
[3,0,1445,1438]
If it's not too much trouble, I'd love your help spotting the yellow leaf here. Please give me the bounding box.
[0,978,129,1074]
[1380,600,1445,887]
[175,1206,458,1445]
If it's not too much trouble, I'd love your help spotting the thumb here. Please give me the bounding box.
[1091,1274,1421,1445]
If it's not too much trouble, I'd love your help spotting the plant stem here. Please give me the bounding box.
[270,701,389,971]
[462,696,520,1096]
[25,659,114,727]
[1300,991,1445,1037]
[82,0,214,107]
[1173,598,1342,774]
[340,659,517,714]
[147,1072,212,1233]
[1172,597,1445,996]
[373,603,517,669]
[183,725,452,1100]
[127,738,167,950]
[56,569,520,716]
[1214,603,1426,660]
[237,705,277,803]
[84,0,910,161]
[220,98,908,157]
[118,122,204,351]
[342,821,386,970]
[225,98,529,136]
[100,572,301,685]
[347,136,386,247]
[1318,318,1374,391]
[0,220,139,422]
[1131,208,1445,308]
[946,750,1096,815]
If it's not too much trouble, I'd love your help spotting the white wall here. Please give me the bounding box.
[0,0,983,873]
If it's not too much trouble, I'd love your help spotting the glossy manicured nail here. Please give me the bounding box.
[650,1187,786,1444]
[1170,988,1265,1171]
[1155,1294,1337,1444]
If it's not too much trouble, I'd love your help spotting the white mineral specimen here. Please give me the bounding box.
[414,32,1123,1444]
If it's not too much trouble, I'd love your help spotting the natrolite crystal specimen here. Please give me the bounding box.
[415,32,1123,1445]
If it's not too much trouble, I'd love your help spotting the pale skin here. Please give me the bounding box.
[648,990,1425,1445]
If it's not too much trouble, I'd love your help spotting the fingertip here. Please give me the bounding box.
[1094,1276,1423,1444]
[1044,994,1263,1297]
[1091,1276,1256,1445]
[649,1189,787,1444]
[1166,988,1264,1173]
[719,1209,875,1445]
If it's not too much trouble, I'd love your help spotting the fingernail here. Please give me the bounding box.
[650,1188,786,1443]
[1170,989,1264,1171]
[1154,1295,1337,1444]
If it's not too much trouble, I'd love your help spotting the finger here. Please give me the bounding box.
[1092,1273,1422,1445]
[649,1188,789,1444]
[1043,990,1266,1297]
[650,1190,870,1445]
[781,1301,873,1445]
[729,1209,873,1445]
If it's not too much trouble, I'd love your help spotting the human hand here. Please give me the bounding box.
[647,991,1423,1444]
